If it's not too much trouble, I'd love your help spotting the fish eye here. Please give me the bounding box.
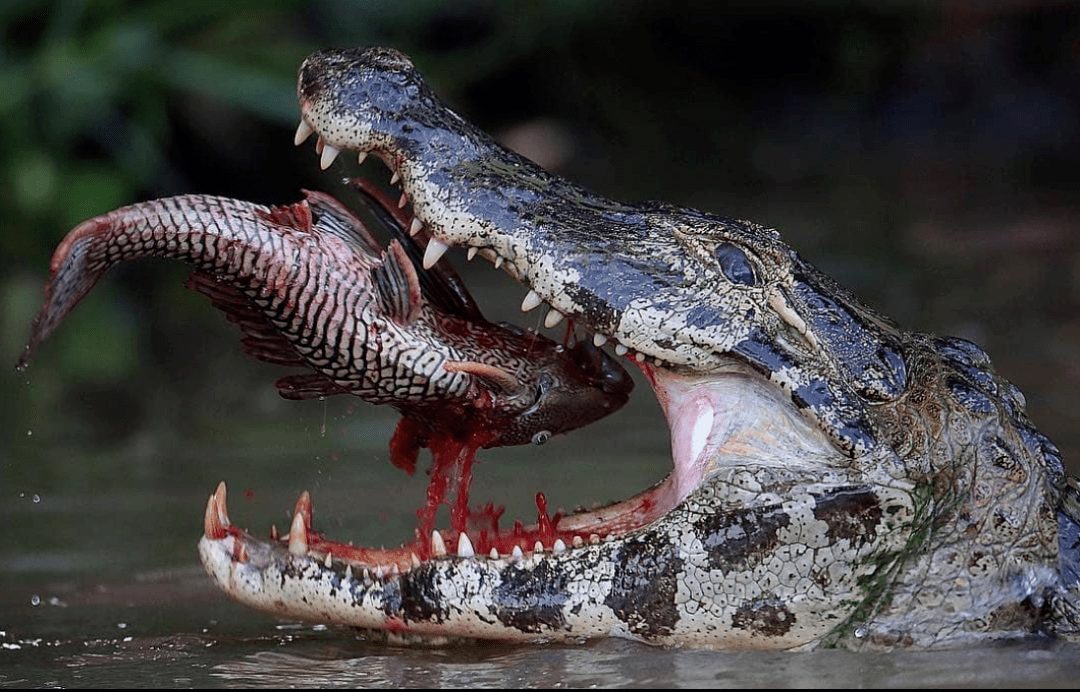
[714,243,756,286]
[531,430,552,445]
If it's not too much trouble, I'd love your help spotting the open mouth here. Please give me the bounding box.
[198,115,839,612]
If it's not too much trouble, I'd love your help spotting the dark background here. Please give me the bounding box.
[3,0,1079,493]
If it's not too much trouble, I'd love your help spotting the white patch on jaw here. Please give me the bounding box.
[689,402,714,465]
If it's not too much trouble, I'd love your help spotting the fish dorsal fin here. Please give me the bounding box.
[183,271,305,367]
[348,177,483,320]
[372,239,422,325]
[302,189,382,255]
[257,199,314,233]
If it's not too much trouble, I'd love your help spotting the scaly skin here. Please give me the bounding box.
[197,47,1080,649]
[20,185,632,454]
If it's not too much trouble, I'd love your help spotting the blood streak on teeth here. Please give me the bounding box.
[431,530,447,557]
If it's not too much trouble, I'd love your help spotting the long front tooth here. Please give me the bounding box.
[398,192,408,209]
[357,151,368,165]
[521,290,543,312]
[467,247,478,261]
[431,530,447,557]
[409,218,423,236]
[288,510,308,555]
[294,120,314,146]
[544,309,565,328]
[390,171,400,185]
[494,256,504,269]
[319,143,340,170]
[593,333,608,347]
[423,238,451,269]
[203,484,226,540]
[457,532,475,558]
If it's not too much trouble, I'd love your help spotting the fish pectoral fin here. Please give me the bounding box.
[372,240,422,325]
[274,373,350,400]
[443,360,520,394]
[184,272,307,367]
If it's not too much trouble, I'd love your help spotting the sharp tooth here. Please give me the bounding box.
[345,565,354,580]
[467,247,478,261]
[203,485,225,540]
[615,344,628,356]
[422,238,450,269]
[544,309,565,328]
[324,552,333,568]
[589,533,601,544]
[409,218,423,236]
[457,533,475,558]
[269,524,279,541]
[431,530,447,557]
[294,120,315,146]
[533,541,545,554]
[553,539,566,553]
[572,535,584,548]
[494,256,504,269]
[511,545,524,560]
[288,510,308,555]
[319,143,340,170]
[391,564,400,575]
[375,565,386,578]
[411,552,422,568]
[520,290,543,312]
[654,358,664,366]
[593,333,608,347]
[293,491,312,531]
[488,548,499,559]
[398,193,408,209]
[390,171,400,185]
[635,352,646,362]
[357,151,368,165]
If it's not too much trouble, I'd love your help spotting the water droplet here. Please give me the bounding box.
[117,622,128,629]
[26,430,32,437]
[30,595,40,606]
[32,494,40,504]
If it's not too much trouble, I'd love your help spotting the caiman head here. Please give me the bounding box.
[195,47,1075,649]
[296,46,907,463]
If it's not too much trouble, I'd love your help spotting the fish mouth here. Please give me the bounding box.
[198,116,838,591]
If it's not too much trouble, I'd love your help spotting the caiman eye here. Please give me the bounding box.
[531,430,552,445]
[714,242,756,286]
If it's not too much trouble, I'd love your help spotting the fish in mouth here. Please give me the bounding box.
[28,46,1080,649]
[19,166,633,581]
